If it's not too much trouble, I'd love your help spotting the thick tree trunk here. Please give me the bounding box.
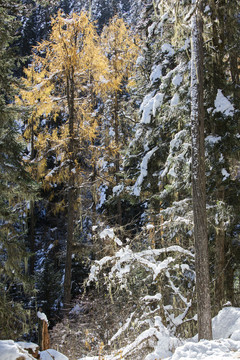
[191,2,212,341]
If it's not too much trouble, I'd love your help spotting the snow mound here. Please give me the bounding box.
[169,338,240,359]
[171,307,240,360]
[40,349,69,360]
[212,307,240,340]
[0,340,35,360]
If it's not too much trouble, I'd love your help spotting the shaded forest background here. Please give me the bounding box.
[0,0,239,358]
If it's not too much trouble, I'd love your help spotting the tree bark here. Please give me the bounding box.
[114,90,122,225]
[28,121,35,275]
[63,69,75,312]
[191,2,212,341]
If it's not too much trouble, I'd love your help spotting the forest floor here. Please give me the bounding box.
[1,306,240,360]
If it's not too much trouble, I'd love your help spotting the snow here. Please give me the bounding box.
[211,307,240,340]
[153,93,164,116]
[40,349,69,360]
[0,341,68,360]
[140,96,154,124]
[4,307,240,360]
[161,43,175,56]
[139,91,166,124]
[170,93,179,107]
[150,64,162,84]
[0,340,35,360]
[172,74,183,87]
[113,184,124,195]
[100,228,123,246]
[136,55,145,66]
[37,310,48,324]
[221,168,230,181]
[205,135,221,144]
[133,146,158,196]
[169,339,240,360]
[97,184,107,209]
[146,307,240,360]
[213,90,234,116]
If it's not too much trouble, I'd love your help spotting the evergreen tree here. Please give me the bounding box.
[0,0,36,338]
[98,15,139,226]
[203,0,240,311]
[124,0,193,248]
[19,11,110,312]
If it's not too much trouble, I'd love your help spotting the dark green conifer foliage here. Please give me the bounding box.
[0,0,36,339]
[203,0,240,312]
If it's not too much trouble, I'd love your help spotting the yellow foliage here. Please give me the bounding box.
[17,11,110,190]
[17,11,140,214]
[101,16,140,92]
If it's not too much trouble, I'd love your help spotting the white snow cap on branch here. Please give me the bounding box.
[37,310,48,324]
[100,228,123,246]
[213,89,234,116]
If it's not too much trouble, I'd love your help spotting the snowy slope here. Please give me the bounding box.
[78,307,240,360]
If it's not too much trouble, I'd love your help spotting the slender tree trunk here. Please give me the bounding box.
[191,2,212,341]
[28,120,35,275]
[114,90,122,225]
[63,182,74,312]
[214,186,225,313]
[225,239,234,305]
[63,70,75,312]
[215,226,225,311]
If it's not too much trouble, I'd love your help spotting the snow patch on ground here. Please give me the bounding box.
[0,340,69,360]
[40,349,69,360]
[169,338,240,360]
[0,340,35,360]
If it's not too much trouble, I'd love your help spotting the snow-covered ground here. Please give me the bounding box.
[150,306,240,360]
[0,341,68,360]
[1,307,240,360]
[78,307,240,360]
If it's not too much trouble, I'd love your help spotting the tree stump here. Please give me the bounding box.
[37,310,50,351]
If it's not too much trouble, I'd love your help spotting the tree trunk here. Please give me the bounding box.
[114,90,122,225]
[214,226,225,311]
[28,200,35,275]
[38,319,50,351]
[191,2,212,341]
[63,183,74,312]
[28,121,35,275]
[63,70,75,312]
